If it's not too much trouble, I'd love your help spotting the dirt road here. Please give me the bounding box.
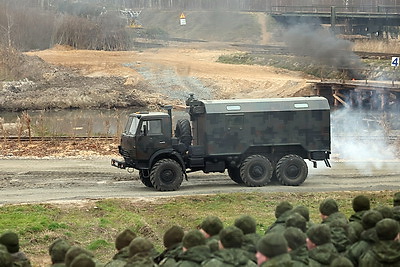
[1,158,399,205]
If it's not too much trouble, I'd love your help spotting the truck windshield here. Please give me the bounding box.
[124,116,140,136]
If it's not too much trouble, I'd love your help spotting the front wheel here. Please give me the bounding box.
[228,167,244,184]
[150,159,183,191]
[240,155,273,187]
[276,154,308,186]
[139,170,153,188]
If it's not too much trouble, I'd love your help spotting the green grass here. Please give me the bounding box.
[0,191,396,266]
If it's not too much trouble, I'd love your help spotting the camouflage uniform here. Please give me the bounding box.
[49,238,71,267]
[284,227,308,267]
[0,231,31,267]
[0,244,12,267]
[359,218,400,267]
[154,225,184,264]
[306,224,338,267]
[257,233,293,267]
[319,198,350,253]
[199,216,223,253]
[348,195,370,243]
[292,205,314,231]
[345,210,383,266]
[234,215,260,262]
[265,201,293,234]
[202,226,256,267]
[125,237,158,267]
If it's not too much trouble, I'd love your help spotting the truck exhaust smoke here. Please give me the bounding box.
[282,24,365,79]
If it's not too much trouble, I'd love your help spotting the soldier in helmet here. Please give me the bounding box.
[265,201,293,234]
[256,232,292,266]
[105,228,137,266]
[306,224,338,266]
[48,238,71,267]
[345,210,383,266]
[155,225,184,265]
[319,198,350,253]
[174,229,212,266]
[393,192,400,207]
[284,227,308,266]
[359,218,400,266]
[234,215,260,259]
[202,226,256,267]
[199,216,223,252]
[0,231,31,267]
[0,244,12,267]
[125,237,158,267]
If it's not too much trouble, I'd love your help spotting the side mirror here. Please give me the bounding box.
[142,124,148,136]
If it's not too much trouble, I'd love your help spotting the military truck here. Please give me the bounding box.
[112,94,331,191]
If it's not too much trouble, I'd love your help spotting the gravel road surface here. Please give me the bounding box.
[1,158,400,205]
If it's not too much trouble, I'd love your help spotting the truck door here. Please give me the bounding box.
[136,119,169,160]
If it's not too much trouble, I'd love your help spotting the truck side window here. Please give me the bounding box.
[141,120,162,135]
[226,114,244,130]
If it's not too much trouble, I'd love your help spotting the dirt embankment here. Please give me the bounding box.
[0,11,314,112]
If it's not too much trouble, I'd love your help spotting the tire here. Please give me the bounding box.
[175,119,192,151]
[240,155,273,187]
[276,154,308,186]
[150,159,183,191]
[228,167,244,184]
[139,170,153,188]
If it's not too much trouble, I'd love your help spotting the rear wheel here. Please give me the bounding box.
[139,170,153,188]
[227,167,244,184]
[150,159,183,191]
[240,155,273,187]
[276,154,308,186]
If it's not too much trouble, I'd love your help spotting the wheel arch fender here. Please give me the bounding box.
[148,149,186,173]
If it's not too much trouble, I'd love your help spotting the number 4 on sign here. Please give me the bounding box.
[391,57,399,67]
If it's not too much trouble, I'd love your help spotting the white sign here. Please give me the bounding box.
[391,57,399,67]
[180,13,186,26]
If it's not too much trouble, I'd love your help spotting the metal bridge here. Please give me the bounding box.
[269,5,400,36]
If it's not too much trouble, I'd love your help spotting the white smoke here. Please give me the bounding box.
[331,108,396,174]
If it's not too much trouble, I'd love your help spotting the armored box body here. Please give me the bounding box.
[188,97,330,159]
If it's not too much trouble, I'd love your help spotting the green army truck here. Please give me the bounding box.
[111,94,331,191]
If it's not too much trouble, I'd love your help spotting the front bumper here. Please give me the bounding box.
[111,159,127,169]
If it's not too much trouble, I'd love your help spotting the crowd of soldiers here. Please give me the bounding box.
[1,192,399,267]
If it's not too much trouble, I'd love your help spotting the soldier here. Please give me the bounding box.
[348,195,370,243]
[319,198,350,253]
[125,237,158,267]
[345,210,383,266]
[64,246,100,267]
[359,218,400,266]
[199,216,224,252]
[0,244,12,267]
[70,253,96,267]
[48,238,71,267]
[329,256,354,267]
[283,227,308,266]
[265,201,293,234]
[234,215,260,258]
[285,213,307,233]
[0,231,31,267]
[202,226,256,267]
[174,229,211,266]
[393,192,400,207]
[292,205,314,231]
[155,225,184,264]
[105,228,137,266]
[256,232,292,266]
[374,205,394,219]
[349,195,371,223]
[306,224,338,266]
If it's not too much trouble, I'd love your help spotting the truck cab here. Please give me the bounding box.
[115,112,172,169]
